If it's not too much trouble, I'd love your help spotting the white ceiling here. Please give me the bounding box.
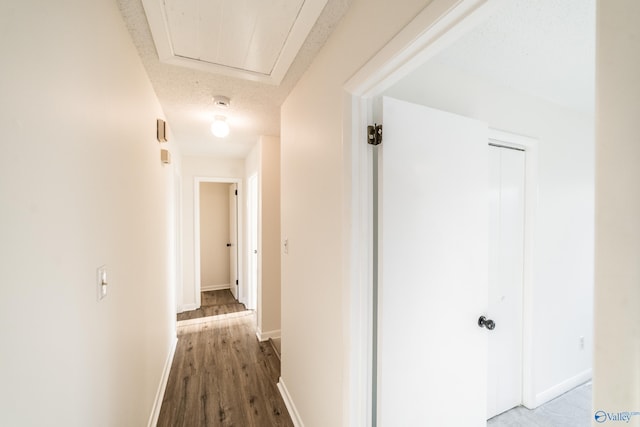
[117,0,351,158]
[433,0,595,113]
[118,0,594,160]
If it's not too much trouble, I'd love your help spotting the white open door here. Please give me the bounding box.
[229,183,238,300]
[378,96,489,426]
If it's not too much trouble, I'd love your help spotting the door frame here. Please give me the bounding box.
[247,173,259,311]
[193,176,244,309]
[175,171,184,313]
[342,0,532,424]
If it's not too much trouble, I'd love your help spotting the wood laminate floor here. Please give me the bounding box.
[269,338,281,361]
[177,290,247,322]
[158,311,293,427]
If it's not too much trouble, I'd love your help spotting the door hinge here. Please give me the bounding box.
[236,279,238,285]
[235,189,238,196]
[367,124,382,146]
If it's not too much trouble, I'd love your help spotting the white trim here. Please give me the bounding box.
[193,177,244,310]
[201,283,230,292]
[140,0,327,86]
[269,0,329,85]
[147,336,178,427]
[175,171,184,314]
[343,1,504,424]
[488,128,539,410]
[534,370,592,408]
[178,303,198,313]
[278,377,304,427]
[246,172,259,312]
[489,128,538,148]
[255,328,281,342]
[342,93,375,427]
[344,0,500,97]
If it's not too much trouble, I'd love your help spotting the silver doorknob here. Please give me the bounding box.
[478,316,496,330]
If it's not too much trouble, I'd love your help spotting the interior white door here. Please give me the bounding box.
[378,96,489,426]
[229,183,238,300]
[487,145,525,418]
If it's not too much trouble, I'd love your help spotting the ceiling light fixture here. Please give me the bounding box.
[211,95,231,138]
[211,115,230,138]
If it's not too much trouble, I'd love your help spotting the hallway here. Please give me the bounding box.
[159,293,292,426]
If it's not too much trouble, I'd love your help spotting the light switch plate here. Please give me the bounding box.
[97,265,108,302]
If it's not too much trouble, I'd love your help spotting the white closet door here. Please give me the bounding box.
[378,96,489,426]
[487,145,525,419]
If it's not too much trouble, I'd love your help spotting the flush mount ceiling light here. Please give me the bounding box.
[211,115,230,138]
[210,95,231,138]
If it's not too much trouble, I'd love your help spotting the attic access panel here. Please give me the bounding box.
[142,0,327,85]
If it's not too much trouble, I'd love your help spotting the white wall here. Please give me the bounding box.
[241,142,260,310]
[0,0,177,425]
[245,144,259,311]
[245,145,259,180]
[594,1,640,424]
[180,156,244,310]
[280,0,441,425]
[199,182,230,289]
[244,137,282,338]
[384,58,595,404]
[258,136,282,338]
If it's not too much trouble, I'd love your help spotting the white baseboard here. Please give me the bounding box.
[256,328,281,342]
[278,377,304,427]
[148,336,178,427]
[201,283,230,292]
[178,303,198,313]
[534,369,592,408]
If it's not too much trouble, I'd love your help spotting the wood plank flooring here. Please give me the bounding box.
[269,338,281,361]
[160,292,292,427]
[177,290,247,321]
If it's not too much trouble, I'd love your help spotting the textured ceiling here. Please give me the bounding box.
[118,0,593,159]
[434,0,595,113]
[117,0,351,158]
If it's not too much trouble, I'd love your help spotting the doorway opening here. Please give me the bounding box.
[344,0,593,425]
[193,177,244,310]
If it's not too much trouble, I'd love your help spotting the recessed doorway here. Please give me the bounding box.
[193,177,243,309]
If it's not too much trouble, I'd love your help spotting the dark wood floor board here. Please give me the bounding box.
[201,289,237,306]
[158,313,293,427]
[160,328,201,425]
[269,337,282,361]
